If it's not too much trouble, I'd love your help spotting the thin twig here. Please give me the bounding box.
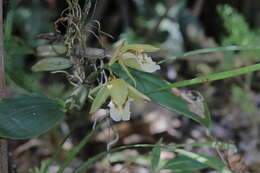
[0,0,9,172]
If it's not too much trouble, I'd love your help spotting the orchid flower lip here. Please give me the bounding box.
[136,53,161,73]
[108,99,131,121]
[122,51,160,73]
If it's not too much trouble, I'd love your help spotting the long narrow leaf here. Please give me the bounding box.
[173,149,232,173]
[150,63,260,93]
[159,45,260,64]
[73,141,229,173]
[57,120,105,173]
[111,64,211,128]
[161,155,207,171]
[151,138,162,172]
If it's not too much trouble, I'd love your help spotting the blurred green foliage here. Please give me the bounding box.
[218,5,260,69]
[218,5,259,116]
[231,85,257,115]
[29,160,51,173]
[3,0,62,94]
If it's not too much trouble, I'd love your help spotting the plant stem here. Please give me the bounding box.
[57,120,105,173]
[0,0,8,172]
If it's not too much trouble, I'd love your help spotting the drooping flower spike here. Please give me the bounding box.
[90,43,160,121]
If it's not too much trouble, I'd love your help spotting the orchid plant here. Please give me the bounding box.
[3,1,260,172]
[89,43,160,121]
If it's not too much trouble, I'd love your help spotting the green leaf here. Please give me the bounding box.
[108,152,150,166]
[4,36,41,93]
[108,79,128,106]
[5,36,34,55]
[162,155,207,172]
[90,86,109,113]
[150,62,260,92]
[173,149,230,172]
[70,86,89,110]
[111,64,211,129]
[0,94,65,139]
[31,57,72,72]
[72,142,230,173]
[4,7,41,93]
[159,45,260,64]
[151,138,162,172]
[5,53,42,93]
[127,82,150,103]
[118,59,137,86]
[4,8,14,41]
[36,45,67,58]
[121,52,142,70]
[121,44,159,53]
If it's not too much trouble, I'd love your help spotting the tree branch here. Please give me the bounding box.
[85,47,113,59]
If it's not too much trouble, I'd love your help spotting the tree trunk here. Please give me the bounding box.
[0,0,8,172]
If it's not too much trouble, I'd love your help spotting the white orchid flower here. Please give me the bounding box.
[136,52,161,73]
[122,52,160,73]
[108,99,131,121]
